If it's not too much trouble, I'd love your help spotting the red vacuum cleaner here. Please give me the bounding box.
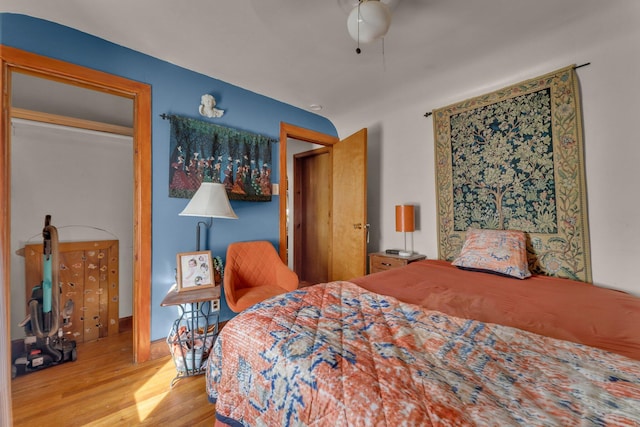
[13,215,77,377]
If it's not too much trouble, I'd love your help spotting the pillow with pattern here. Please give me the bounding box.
[452,228,531,279]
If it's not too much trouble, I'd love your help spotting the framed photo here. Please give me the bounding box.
[176,251,215,292]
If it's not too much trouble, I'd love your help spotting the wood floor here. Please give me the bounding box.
[11,331,215,426]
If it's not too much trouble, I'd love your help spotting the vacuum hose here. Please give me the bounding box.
[29,215,62,362]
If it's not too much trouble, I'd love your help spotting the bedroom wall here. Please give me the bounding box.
[332,3,640,296]
[0,13,338,339]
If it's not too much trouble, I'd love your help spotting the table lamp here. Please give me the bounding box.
[179,182,238,251]
[395,204,415,256]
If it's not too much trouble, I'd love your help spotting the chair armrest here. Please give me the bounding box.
[275,264,299,292]
[223,269,239,311]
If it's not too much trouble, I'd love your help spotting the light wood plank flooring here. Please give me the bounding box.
[11,331,215,426]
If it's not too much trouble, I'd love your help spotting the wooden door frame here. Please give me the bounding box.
[278,123,338,264]
[0,47,152,418]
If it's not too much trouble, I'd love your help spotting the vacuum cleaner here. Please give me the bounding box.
[12,215,77,378]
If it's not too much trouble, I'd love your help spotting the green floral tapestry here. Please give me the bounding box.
[434,65,591,282]
[168,115,274,202]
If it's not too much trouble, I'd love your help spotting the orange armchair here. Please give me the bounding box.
[223,241,299,312]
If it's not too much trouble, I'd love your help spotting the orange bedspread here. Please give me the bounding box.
[351,259,640,361]
[208,281,640,426]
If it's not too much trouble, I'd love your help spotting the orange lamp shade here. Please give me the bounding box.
[395,205,415,232]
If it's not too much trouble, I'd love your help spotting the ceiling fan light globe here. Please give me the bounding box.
[347,1,391,44]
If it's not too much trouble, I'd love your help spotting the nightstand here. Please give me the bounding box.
[368,252,426,274]
[161,285,220,387]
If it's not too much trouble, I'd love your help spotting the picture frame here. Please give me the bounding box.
[176,251,215,292]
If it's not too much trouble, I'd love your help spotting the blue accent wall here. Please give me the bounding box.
[1,13,338,339]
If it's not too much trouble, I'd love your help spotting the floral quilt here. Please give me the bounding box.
[206,281,640,426]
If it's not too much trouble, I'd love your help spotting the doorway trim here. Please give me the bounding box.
[1,46,152,379]
[279,122,338,263]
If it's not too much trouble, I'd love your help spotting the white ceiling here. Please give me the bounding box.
[3,0,611,121]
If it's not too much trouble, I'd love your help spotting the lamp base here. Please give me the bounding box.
[398,250,412,257]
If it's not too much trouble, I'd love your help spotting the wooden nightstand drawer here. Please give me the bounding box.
[369,252,426,274]
[370,255,407,272]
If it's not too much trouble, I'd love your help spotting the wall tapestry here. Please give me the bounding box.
[167,115,274,201]
[433,65,591,282]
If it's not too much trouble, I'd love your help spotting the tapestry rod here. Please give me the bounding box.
[423,62,591,118]
[159,113,278,143]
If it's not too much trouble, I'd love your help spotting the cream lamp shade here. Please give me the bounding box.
[179,182,238,219]
[180,182,237,251]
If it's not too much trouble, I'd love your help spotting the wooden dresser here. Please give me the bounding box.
[22,239,119,343]
[368,252,426,274]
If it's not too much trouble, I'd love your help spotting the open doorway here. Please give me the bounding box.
[1,46,152,422]
[10,117,133,344]
[279,124,338,280]
[10,71,135,343]
[279,123,368,283]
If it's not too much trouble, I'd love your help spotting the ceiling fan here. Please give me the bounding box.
[337,0,401,53]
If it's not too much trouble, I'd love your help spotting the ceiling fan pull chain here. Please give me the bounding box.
[356,1,362,54]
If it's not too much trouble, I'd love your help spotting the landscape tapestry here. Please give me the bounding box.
[168,115,273,201]
[433,65,591,282]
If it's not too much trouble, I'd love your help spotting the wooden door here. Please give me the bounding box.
[293,148,330,284]
[331,129,368,281]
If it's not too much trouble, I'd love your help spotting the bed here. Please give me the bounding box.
[206,257,640,426]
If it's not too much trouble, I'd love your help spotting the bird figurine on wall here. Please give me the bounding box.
[199,94,224,118]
